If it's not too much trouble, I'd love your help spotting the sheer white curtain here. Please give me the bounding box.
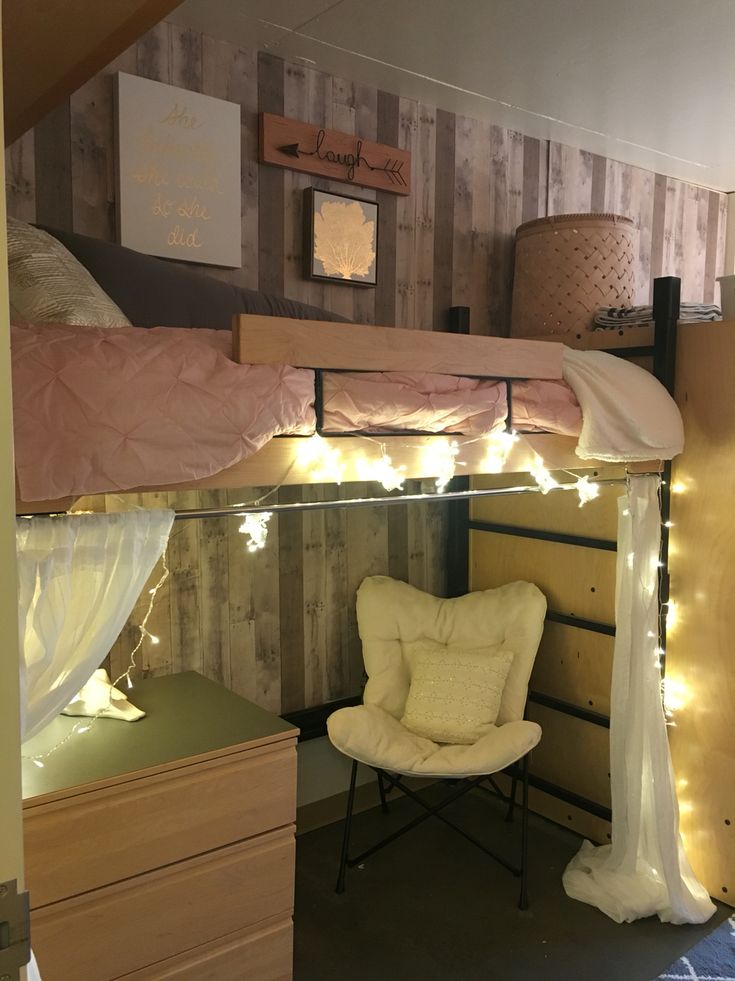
[563,476,714,924]
[17,509,174,741]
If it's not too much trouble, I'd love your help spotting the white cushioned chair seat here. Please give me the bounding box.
[328,703,542,778]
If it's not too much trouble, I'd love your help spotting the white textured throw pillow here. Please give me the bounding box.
[401,641,515,744]
[7,216,132,327]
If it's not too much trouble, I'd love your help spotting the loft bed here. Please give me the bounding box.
[13,287,680,516]
[8,233,673,514]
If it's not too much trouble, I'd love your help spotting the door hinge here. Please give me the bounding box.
[0,879,30,981]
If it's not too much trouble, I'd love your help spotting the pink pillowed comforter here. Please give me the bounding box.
[12,323,315,500]
[321,372,582,437]
[13,323,584,502]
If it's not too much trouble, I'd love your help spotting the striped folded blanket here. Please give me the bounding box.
[594,303,721,329]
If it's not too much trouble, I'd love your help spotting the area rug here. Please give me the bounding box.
[657,914,735,980]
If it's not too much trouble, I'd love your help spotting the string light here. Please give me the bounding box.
[661,676,690,716]
[481,430,519,473]
[529,454,559,494]
[238,512,272,552]
[575,475,600,507]
[422,439,460,493]
[297,434,345,483]
[357,446,407,492]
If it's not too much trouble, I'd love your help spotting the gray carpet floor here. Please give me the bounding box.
[294,788,729,981]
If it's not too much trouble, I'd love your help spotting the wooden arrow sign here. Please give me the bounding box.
[260,113,411,196]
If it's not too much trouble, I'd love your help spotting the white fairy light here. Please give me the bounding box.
[114,552,170,701]
[297,434,345,483]
[481,430,519,473]
[575,475,600,508]
[238,512,273,553]
[423,440,460,493]
[529,454,559,494]
[357,445,407,492]
[661,676,690,717]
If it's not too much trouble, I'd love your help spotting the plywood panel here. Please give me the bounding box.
[527,704,611,808]
[669,321,735,905]
[532,622,614,716]
[471,468,623,540]
[470,530,617,624]
[493,772,611,846]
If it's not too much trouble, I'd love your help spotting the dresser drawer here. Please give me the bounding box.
[120,916,292,980]
[25,740,296,907]
[31,827,295,981]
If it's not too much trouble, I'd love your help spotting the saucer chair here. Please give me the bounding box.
[327,575,547,909]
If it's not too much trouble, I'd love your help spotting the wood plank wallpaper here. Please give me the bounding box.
[5,19,728,715]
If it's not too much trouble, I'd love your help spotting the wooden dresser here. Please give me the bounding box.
[21,672,299,980]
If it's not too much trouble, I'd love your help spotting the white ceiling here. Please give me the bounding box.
[170,0,735,191]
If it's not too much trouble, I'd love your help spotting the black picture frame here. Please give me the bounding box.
[303,187,379,287]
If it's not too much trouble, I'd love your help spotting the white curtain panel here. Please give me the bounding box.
[17,509,174,742]
[563,475,714,924]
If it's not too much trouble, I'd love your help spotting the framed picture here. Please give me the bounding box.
[304,187,379,287]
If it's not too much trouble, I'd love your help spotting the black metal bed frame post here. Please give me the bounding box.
[652,276,681,674]
[445,306,471,597]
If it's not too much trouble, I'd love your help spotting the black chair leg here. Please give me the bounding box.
[518,754,530,910]
[505,774,518,823]
[377,770,390,814]
[336,759,359,894]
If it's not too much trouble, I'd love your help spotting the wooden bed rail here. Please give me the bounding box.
[232,315,565,379]
[15,436,660,515]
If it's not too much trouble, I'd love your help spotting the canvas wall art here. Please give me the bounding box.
[115,72,241,267]
[304,187,378,287]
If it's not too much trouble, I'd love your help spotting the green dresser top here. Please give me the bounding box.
[22,671,297,802]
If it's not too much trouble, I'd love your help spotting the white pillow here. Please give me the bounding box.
[7,216,131,327]
[401,640,515,744]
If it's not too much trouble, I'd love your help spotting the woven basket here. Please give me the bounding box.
[510,213,637,337]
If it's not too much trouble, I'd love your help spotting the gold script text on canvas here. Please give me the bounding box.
[160,103,204,130]
[167,225,203,249]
